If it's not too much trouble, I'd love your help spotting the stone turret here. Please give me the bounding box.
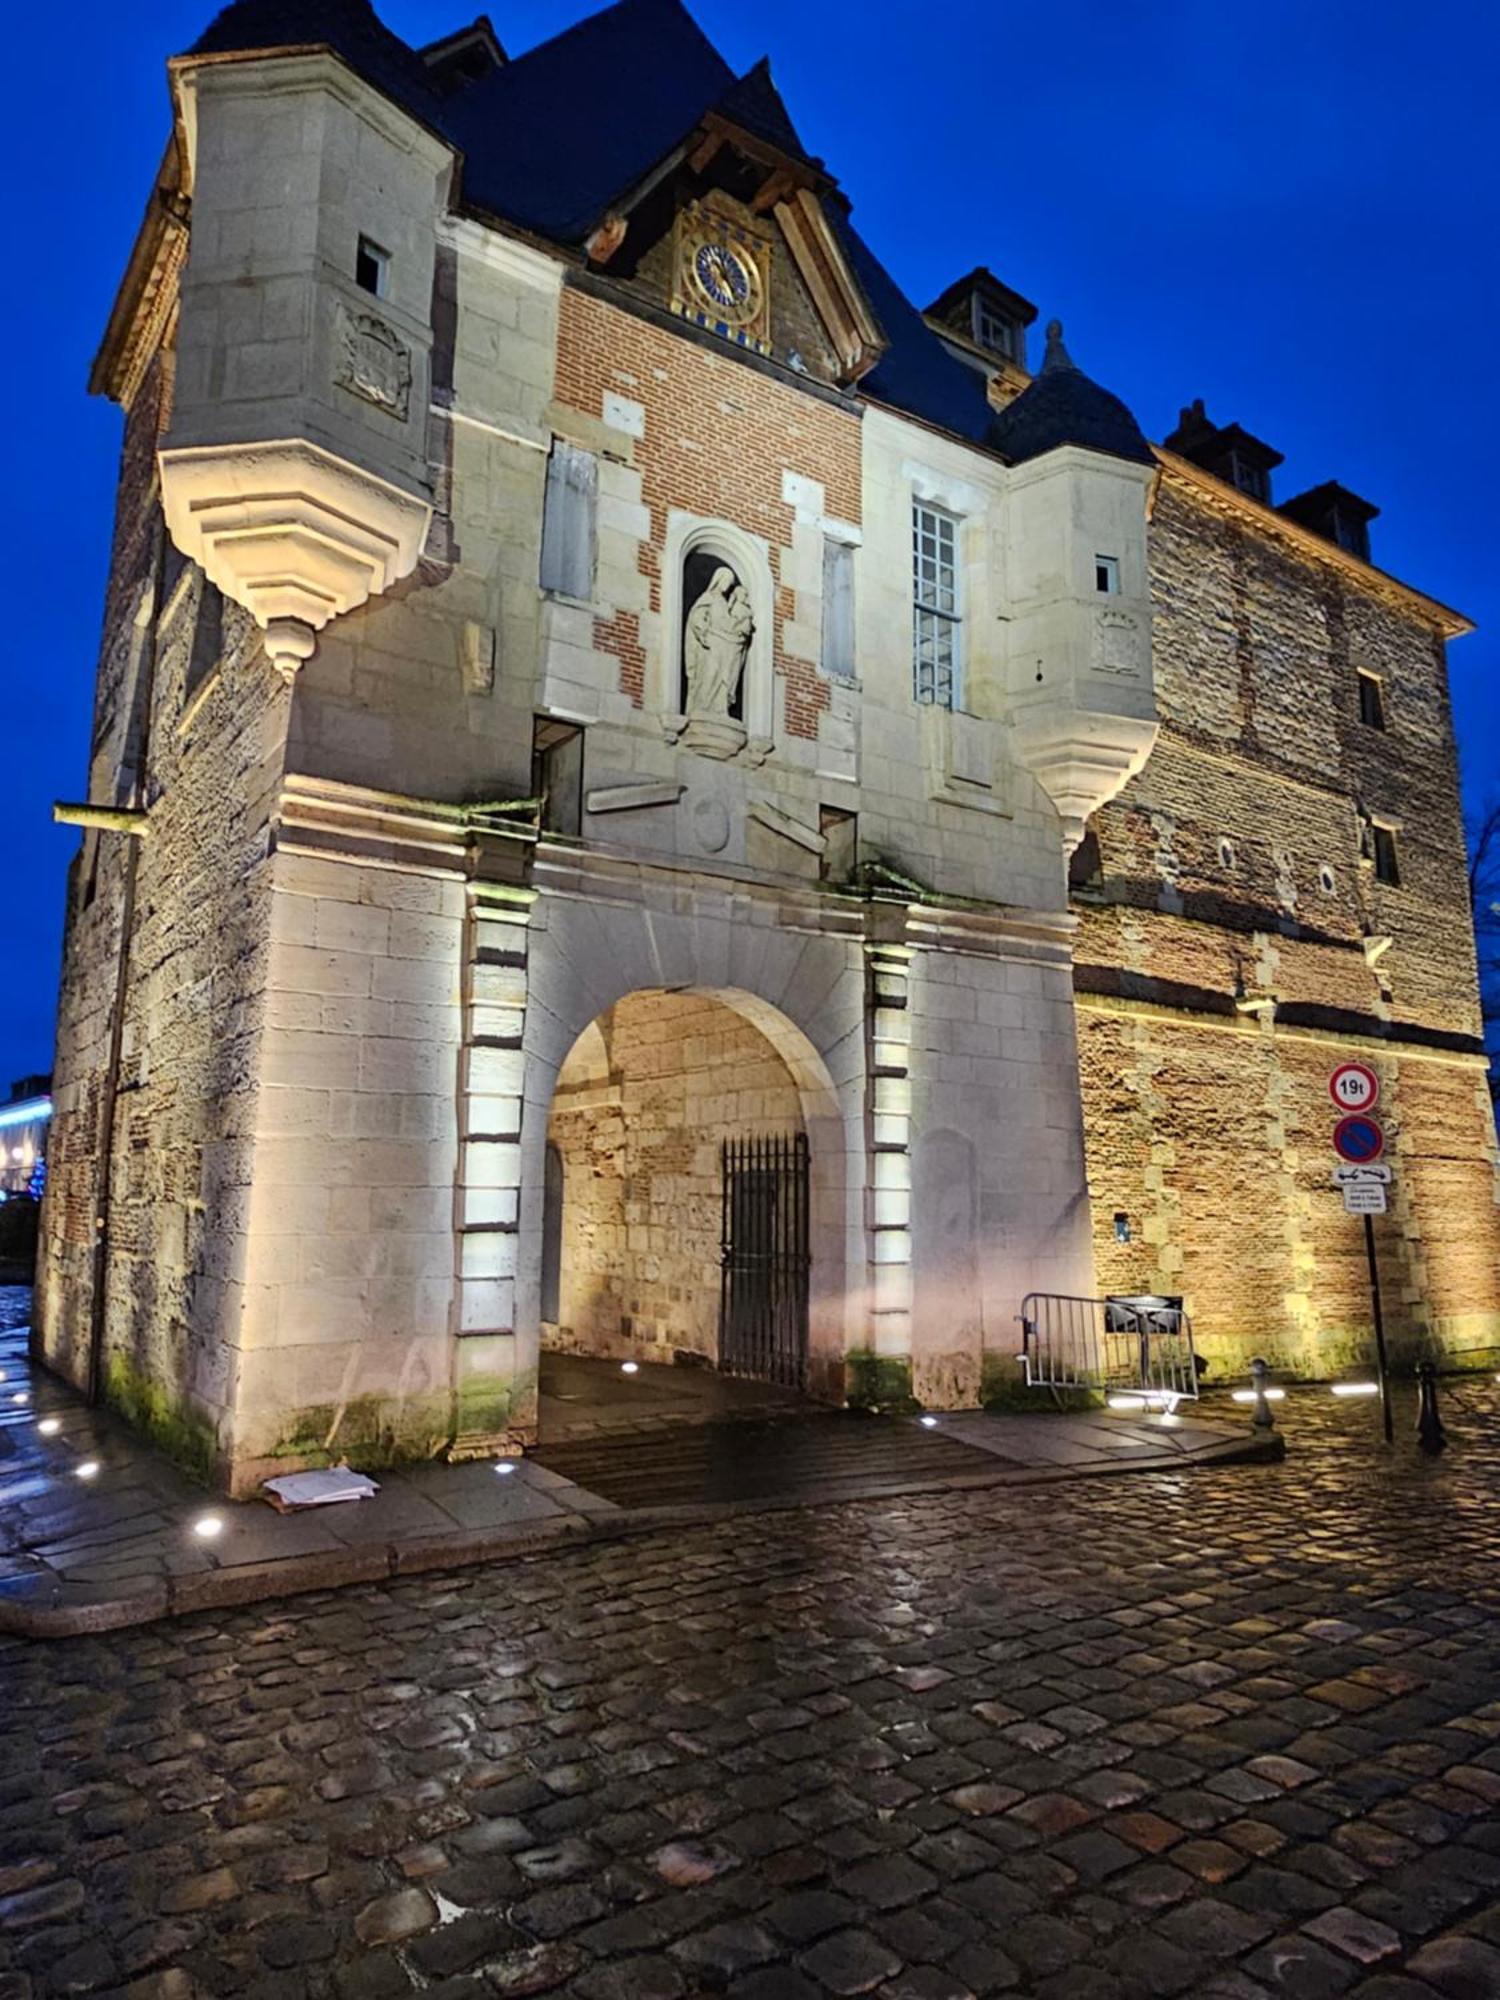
[157,10,454,675]
[993,322,1159,852]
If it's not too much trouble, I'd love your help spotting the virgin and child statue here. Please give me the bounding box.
[683,565,754,720]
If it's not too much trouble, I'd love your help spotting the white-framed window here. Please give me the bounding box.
[973,296,1017,361]
[912,501,961,708]
[539,442,598,600]
[355,234,390,298]
[822,538,856,681]
[1095,554,1120,594]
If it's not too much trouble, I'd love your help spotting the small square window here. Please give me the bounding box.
[1373,824,1400,886]
[1095,555,1120,594]
[1358,671,1386,730]
[355,235,390,297]
[819,806,858,885]
[532,719,584,837]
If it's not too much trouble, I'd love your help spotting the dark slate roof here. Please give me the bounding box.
[987,323,1154,468]
[445,0,733,240]
[712,58,819,171]
[189,0,446,125]
[836,220,997,444]
[181,0,1150,462]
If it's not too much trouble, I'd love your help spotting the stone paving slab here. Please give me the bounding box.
[0,1303,1276,1638]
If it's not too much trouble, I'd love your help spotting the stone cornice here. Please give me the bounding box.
[1155,448,1472,640]
[89,146,188,409]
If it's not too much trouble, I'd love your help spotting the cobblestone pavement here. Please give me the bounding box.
[3,1377,1500,2000]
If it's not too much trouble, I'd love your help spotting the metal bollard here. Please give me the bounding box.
[1415,1360,1446,1455]
[1248,1356,1276,1433]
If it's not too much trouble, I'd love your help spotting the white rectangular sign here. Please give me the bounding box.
[1344,1182,1388,1214]
[1331,1164,1392,1186]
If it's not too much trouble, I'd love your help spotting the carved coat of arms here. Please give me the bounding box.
[334,304,412,419]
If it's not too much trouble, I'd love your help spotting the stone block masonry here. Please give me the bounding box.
[1075,470,1500,1378]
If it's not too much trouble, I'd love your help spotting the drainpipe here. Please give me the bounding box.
[85,503,168,1406]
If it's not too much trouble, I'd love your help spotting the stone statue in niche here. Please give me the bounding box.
[670,552,757,759]
[685,565,753,715]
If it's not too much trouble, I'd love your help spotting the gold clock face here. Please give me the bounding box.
[686,238,764,326]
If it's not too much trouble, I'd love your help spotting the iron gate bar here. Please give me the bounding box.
[720,1131,810,1391]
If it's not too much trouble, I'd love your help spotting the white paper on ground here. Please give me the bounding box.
[262,1467,381,1507]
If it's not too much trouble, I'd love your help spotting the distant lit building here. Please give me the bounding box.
[0,1076,50,1197]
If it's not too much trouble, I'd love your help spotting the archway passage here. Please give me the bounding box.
[540,988,818,1437]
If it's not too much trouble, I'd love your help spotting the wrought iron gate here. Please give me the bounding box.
[720,1132,810,1389]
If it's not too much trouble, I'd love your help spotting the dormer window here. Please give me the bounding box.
[973,295,1021,363]
[1165,400,1283,507]
[923,268,1037,378]
[1228,451,1269,504]
[356,235,389,298]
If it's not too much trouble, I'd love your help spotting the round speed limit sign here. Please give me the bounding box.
[1329,1061,1380,1113]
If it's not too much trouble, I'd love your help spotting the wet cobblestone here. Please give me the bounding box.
[4,1379,1500,1997]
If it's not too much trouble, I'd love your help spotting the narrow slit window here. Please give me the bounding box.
[912,502,961,708]
[1358,670,1386,730]
[1095,554,1120,594]
[1373,823,1400,886]
[355,235,390,298]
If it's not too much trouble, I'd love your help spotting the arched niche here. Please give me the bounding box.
[658,510,775,762]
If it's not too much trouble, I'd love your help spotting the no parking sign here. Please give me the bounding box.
[1333,1114,1385,1165]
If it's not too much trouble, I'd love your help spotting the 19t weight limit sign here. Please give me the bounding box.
[1329,1061,1380,1114]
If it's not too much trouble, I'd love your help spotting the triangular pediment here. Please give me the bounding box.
[582,64,887,386]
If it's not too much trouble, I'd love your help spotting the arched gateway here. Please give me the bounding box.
[541,988,844,1406]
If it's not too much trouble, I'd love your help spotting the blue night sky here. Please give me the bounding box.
[5,0,1497,1081]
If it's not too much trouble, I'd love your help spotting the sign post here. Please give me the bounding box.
[1331,1081,1392,1444]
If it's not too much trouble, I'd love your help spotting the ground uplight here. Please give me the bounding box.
[75,1460,101,1480]
[1331,1381,1380,1398]
[37,1417,61,1436]
[621,1361,639,1375]
[494,1461,517,1476]
[1231,1386,1286,1403]
[192,1513,223,1539]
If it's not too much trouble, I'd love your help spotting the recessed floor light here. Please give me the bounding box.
[192,1514,223,1538]
[494,1461,517,1476]
[1231,1387,1286,1403]
[75,1460,101,1481]
[919,1415,938,1428]
[1331,1382,1380,1398]
[621,1361,639,1375]
[37,1417,61,1436]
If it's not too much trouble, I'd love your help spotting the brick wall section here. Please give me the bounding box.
[1076,470,1500,1377]
[554,284,860,735]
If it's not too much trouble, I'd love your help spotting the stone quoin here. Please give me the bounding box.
[36,0,1500,1489]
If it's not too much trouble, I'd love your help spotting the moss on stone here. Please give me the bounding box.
[980,1352,1103,1412]
[102,1355,218,1485]
[266,1389,456,1470]
[844,1351,922,1414]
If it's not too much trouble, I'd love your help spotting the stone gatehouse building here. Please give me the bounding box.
[37,0,1500,1489]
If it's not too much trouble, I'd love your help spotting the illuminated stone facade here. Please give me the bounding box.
[36,0,1499,1489]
